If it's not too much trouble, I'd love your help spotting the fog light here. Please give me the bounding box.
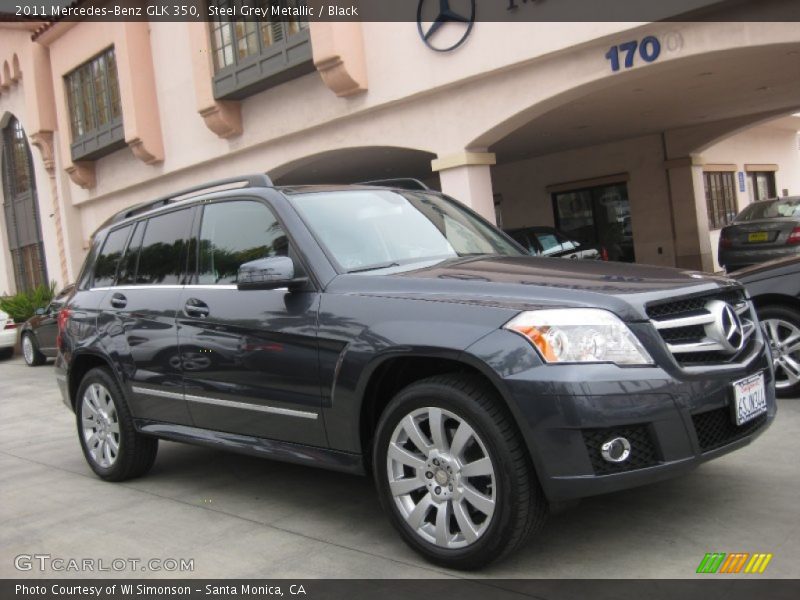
[601,437,631,463]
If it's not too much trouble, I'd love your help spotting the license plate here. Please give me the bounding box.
[732,372,767,426]
[748,231,769,243]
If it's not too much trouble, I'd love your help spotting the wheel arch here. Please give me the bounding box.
[67,350,121,410]
[356,350,525,471]
[750,293,800,314]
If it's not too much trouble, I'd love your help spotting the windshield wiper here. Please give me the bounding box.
[347,262,401,274]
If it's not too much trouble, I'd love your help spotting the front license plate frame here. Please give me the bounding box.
[732,372,767,426]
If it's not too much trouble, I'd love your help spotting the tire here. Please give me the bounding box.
[75,367,158,481]
[0,347,12,360]
[758,304,800,398]
[372,374,547,570]
[21,332,46,366]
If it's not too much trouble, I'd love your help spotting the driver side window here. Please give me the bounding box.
[197,200,290,285]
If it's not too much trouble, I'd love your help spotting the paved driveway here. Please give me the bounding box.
[1,355,797,579]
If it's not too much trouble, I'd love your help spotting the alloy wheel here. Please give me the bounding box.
[81,383,121,468]
[22,335,34,364]
[763,317,800,390]
[386,407,496,549]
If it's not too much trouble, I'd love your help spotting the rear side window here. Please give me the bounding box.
[117,221,145,285]
[197,200,289,285]
[134,209,193,285]
[92,225,132,287]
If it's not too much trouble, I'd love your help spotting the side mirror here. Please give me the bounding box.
[236,256,308,291]
[35,307,46,316]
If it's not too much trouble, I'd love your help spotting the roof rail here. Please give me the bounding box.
[111,174,273,224]
[359,178,431,191]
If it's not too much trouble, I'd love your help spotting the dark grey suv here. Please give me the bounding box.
[55,175,776,569]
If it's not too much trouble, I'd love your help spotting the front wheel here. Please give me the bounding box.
[76,367,158,481]
[759,304,800,398]
[373,374,547,570]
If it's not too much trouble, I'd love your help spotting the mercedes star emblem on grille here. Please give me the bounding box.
[705,300,745,354]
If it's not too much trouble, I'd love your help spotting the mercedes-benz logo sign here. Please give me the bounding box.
[705,300,745,354]
[417,0,476,52]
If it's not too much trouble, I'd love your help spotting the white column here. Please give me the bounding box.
[432,152,497,223]
[665,156,715,272]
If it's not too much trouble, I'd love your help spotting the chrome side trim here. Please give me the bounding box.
[91,285,185,292]
[185,285,238,290]
[131,386,317,420]
[183,393,318,420]
[131,386,184,401]
[90,284,240,292]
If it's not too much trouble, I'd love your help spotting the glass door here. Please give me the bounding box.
[552,182,634,262]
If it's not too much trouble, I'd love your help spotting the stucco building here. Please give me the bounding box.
[1,3,800,294]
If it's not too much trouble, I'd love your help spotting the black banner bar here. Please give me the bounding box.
[2,0,800,23]
[3,579,800,600]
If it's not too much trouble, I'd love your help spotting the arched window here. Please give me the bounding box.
[1,117,47,292]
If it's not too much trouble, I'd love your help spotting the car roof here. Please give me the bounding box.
[275,184,421,195]
[95,180,436,239]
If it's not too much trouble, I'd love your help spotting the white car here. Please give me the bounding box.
[0,309,17,360]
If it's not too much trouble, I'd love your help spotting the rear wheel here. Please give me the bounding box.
[0,347,12,360]
[759,304,800,398]
[373,374,547,570]
[21,333,46,366]
[76,367,158,481]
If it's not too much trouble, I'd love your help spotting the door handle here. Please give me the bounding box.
[184,298,210,318]
[110,293,127,309]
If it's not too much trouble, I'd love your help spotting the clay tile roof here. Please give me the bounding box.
[30,0,92,41]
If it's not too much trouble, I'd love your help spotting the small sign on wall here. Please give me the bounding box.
[738,171,746,193]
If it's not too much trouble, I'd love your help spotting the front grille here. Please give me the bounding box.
[582,425,660,475]
[647,290,743,319]
[692,406,768,452]
[646,289,756,367]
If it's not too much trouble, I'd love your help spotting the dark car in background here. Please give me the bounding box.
[505,226,608,261]
[19,284,74,366]
[732,256,800,397]
[718,196,800,271]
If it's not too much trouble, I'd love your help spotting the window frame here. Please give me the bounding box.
[90,224,133,289]
[208,1,314,100]
[188,196,315,289]
[748,171,777,202]
[703,171,738,230]
[64,46,125,162]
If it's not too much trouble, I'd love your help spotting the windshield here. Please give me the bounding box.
[736,197,800,221]
[289,190,523,272]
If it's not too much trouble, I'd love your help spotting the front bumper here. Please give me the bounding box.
[466,330,777,501]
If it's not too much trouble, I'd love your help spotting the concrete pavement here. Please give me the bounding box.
[1,354,798,579]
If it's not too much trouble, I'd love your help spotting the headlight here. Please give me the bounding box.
[503,308,653,365]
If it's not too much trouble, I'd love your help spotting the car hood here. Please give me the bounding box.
[327,256,738,321]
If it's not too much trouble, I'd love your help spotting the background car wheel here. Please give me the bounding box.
[373,374,547,570]
[21,333,46,366]
[0,347,12,360]
[76,367,158,481]
[758,304,800,398]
